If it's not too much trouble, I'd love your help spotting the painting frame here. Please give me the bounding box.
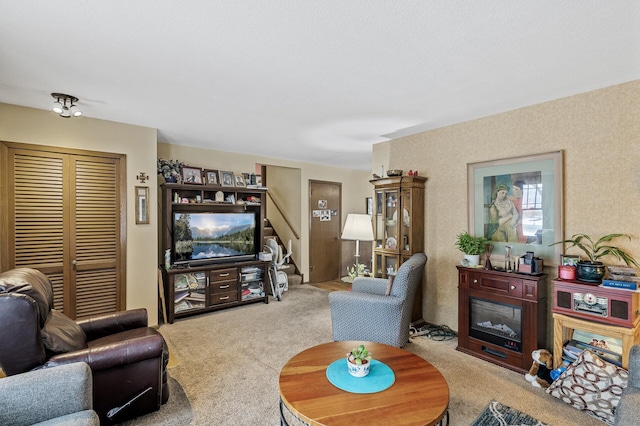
[135,186,149,224]
[235,174,246,188]
[204,169,220,186]
[181,166,204,185]
[220,171,235,187]
[467,151,563,266]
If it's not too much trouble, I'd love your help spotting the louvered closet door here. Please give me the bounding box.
[3,143,125,319]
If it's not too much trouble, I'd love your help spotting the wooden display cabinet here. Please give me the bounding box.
[371,176,426,322]
[456,266,547,374]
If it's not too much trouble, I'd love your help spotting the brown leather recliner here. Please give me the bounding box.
[0,268,169,424]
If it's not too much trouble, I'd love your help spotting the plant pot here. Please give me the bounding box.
[346,358,370,377]
[576,261,606,283]
[462,254,480,267]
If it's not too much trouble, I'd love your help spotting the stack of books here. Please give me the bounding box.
[601,265,640,291]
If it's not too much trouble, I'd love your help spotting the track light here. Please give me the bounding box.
[51,93,82,118]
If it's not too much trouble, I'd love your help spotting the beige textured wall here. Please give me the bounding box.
[158,142,372,281]
[373,80,640,342]
[0,103,160,325]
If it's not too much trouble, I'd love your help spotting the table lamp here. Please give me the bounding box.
[341,213,374,268]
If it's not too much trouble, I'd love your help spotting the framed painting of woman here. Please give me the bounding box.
[467,151,563,266]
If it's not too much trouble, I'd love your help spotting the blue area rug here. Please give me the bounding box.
[471,401,548,426]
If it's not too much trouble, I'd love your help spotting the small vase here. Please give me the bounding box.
[346,358,370,377]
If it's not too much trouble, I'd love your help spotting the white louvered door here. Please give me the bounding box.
[2,142,125,319]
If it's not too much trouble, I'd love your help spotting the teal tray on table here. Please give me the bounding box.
[325,359,395,394]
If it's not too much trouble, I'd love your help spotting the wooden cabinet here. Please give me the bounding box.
[160,183,269,323]
[371,176,426,321]
[456,266,547,373]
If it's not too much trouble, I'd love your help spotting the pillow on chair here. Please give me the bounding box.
[41,310,88,354]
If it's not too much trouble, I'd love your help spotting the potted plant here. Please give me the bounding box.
[550,233,640,283]
[346,344,372,377]
[455,231,488,267]
[346,263,366,280]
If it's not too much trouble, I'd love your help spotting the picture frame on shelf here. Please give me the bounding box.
[235,174,246,187]
[204,169,220,186]
[255,174,262,186]
[181,166,204,185]
[560,254,580,266]
[220,171,235,187]
[467,150,563,266]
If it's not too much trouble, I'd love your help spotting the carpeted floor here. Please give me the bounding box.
[122,283,604,425]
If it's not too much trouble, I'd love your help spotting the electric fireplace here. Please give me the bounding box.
[457,266,547,373]
[470,297,522,352]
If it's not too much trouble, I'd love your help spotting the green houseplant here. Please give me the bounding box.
[455,231,488,267]
[550,233,640,282]
[346,344,373,377]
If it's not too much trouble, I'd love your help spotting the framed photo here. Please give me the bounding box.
[181,166,203,185]
[561,254,580,266]
[467,151,563,266]
[135,186,149,224]
[255,174,262,186]
[204,169,220,186]
[220,171,235,187]
[235,174,246,187]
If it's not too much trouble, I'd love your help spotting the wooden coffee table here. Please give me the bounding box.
[279,341,449,425]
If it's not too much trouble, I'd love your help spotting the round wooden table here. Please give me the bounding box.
[279,341,449,426]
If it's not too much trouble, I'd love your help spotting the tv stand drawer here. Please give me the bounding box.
[210,280,237,294]
[210,268,237,282]
[210,291,238,305]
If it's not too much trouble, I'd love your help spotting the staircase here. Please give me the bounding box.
[263,219,302,288]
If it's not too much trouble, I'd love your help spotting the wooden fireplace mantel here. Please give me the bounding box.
[456,266,548,374]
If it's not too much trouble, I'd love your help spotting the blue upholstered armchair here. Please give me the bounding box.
[615,344,640,425]
[0,362,99,425]
[329,253,427,347]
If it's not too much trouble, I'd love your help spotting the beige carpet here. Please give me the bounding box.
[122,284,604,426]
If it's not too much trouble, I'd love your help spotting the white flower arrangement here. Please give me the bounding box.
[157,158,184,182]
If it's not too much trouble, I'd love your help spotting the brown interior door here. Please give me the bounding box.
[309,180,341,283]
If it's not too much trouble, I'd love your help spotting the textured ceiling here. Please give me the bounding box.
[1,1,639,170]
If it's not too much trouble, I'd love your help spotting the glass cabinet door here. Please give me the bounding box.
[173,272,207,314]
[383,189,399,250]
[400,189,412,254]
[375,253,399,278]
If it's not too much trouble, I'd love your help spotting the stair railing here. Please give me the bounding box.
[266,192,300,240]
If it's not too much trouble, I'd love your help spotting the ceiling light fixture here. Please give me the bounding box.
[50,93,82,118]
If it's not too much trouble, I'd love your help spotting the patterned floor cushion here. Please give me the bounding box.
[546,349,628,425]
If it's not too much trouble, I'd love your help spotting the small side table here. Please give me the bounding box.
[552,312,640,369]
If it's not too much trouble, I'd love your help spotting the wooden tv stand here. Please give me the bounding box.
[162,260,268,324]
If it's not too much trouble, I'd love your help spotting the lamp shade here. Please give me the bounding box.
[341,213,374,241]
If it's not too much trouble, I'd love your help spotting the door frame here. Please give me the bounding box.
[308,179,342,283]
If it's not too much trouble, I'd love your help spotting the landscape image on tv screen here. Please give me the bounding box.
[173,212,256,263]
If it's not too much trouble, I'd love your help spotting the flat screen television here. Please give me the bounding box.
[172,211,258,265]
